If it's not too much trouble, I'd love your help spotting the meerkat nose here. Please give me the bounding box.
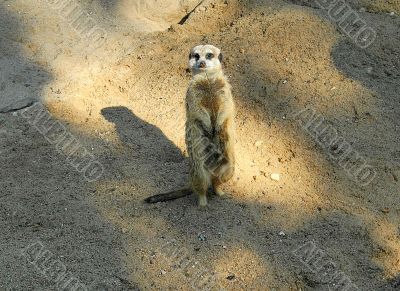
[199,61,206,68]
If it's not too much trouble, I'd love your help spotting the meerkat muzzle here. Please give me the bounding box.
[199,61,206,68]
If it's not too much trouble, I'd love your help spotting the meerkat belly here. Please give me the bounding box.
[194,77,226,132]
[201,95,222,136]
[199,93,226,156]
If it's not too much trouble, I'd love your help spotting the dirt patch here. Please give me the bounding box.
[1,0,399,290]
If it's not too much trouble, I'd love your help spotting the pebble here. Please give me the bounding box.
[271,173,280,181]
[279,231,286,236]
[390,12,395,16]
[367,67,373,74]
[198,233,207,241]
[226,274,235,280]
[160,270,166,275]
[255,140,263,147]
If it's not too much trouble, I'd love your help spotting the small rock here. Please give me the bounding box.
[367,67,373,74]
[121,228,128,234]
[198,233,207,241]
[226,274,235,280]
[160,270,166,275]
[282,80,287,84]
[390,12,395,16]
[359,7,366,12]
[239,49,245,54]
[279,231,286,236]
[271,173,280,181]
[381,208,390,214]
[255,140,263,147]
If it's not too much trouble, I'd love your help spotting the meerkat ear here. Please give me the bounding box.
[218,53,223,62]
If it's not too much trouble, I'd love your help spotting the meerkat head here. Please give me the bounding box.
[189,44,223,75]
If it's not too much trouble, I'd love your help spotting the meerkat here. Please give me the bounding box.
[145,44,235,207]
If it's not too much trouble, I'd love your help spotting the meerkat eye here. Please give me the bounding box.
[194,53,200,60]
[206,53,214,59]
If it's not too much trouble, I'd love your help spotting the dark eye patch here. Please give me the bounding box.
[194,53,200,60]
[206,53,214,59]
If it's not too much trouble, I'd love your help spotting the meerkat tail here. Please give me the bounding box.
[144,189,193,203]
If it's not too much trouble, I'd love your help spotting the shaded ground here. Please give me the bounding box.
[0,0,399,290]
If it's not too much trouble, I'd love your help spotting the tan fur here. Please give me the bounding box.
[144,45,235,207]
[185,45,235,207]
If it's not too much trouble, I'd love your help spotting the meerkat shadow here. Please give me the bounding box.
[100,106,228,204]
[101,106,185,163]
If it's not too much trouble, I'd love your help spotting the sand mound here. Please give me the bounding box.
[114,0,203,32]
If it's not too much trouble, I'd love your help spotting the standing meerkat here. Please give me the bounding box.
[185,44,235,206]
[145,44,235,207]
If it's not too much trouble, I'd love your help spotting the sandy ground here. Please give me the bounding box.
[0,0,399,290]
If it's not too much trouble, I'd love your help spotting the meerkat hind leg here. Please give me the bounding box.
[198,192,207,207]
[192,176,209,207]
[194,184,207,207]
[212,177,225,197]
